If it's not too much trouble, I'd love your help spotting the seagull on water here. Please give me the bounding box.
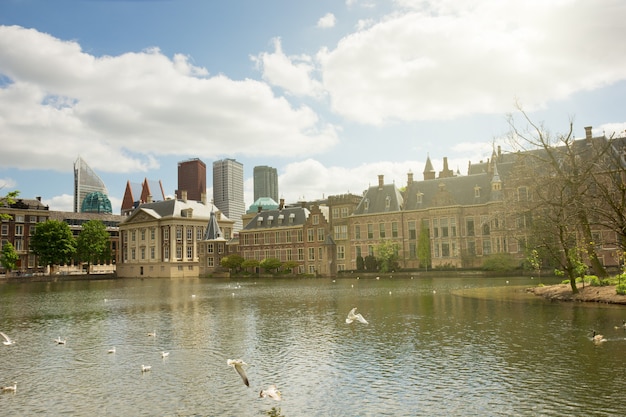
[259,384,282,401]
[108,347,116,354]
[346,307,368,324]
[141,365,152,372]
[161,351,170,358]
[147,330,157,337]
[1,331,15,346]
[1,382,17,393]
[227,359,250,387]
[55,337,66,345]
[614,320,626,330]
[591,330,607,344]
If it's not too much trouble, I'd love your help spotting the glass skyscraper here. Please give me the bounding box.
[74,156,109,213]
[253,165,279,202]
[213,158,245,232]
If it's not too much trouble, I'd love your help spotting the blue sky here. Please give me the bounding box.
[1,0,626,214]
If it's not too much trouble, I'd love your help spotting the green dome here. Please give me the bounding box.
[247,197,279,213]
[81,191,112,213]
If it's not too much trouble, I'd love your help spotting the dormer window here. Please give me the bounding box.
[416,192,423,204]
[267,215,274,225]
[278,214,284,224]
[385,196,391,210]
[289,213,295,223]
[474,186,481,198]
[364,198,369,211]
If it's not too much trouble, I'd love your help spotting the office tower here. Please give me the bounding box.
[213,158,245,232]
[176,158,206,201]
[253,165,279,202]
[74,156,109,213]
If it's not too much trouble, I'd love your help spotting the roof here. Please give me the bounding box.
[243,206,310,230]
[203,209,225,241]
[353,183,404,215]
[247,197,279,214]
[122,198,229,223]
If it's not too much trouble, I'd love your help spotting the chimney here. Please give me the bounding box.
[407,172,414,186]
[497,145,501,157]
[36,196,41,202]
[378,174,384,189]
[585,126,593,140]
[147,195,153,203]
[279,198,284,210]
[201,192,206,205]
[301,201,306,208]
[258,205,263,213]
[181,190,187,202]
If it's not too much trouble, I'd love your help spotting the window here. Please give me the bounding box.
[450,219,457,237]
[15,215,24,223]
[187,246,193,259]
[483,240,491,255]
[141,247,146,260]
[14,239,23,251]
[392,222,398,238]
[287,249,292,261]
[309,265,316,274]
[385,196,391,210]
[308,247,315,260]
[364,199,369,211]
[298,248,304,261]
[208,243,214,254]
[441,242,450,257]
[481,216,490,235]
[355,225,361,240]
[29,215,36,223]
[1,224,8,236]
[332,208,339,219]
[408,221,416,240]
[466,218,475,236]
[341,207,349,218]
[317,228,324,241]
[474,186,481,198]
[164,246,169,260]
[379,223,385,238]
[131,248,136,260]
[151,247,155,259]
[440,219,448,237]
[334,225,347,240]
[254,233,260,245]
[141,229,146,241]
[131,231,136,242]
[367,224,373,239]
[176,246,183,260]
[196,227,203,241]
[409,242,416,259]
[187,227,193,241]
[416,192,423,204]
[176,227,183,240]
[297,230,303,242]
[151,228,156,240]
[207,257,214,267]
[286,230,292,243]
[337,246,345,260]
[163,228,169,240]
[318,247,323,260]
[312,214,319,225]
[307,229,315,242]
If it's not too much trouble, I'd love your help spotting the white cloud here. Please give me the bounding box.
[252,38,325,98]
[43,194,73,212]
[0,26,338,175]
[0,178,17,190]
[318,0,626,125]
[598,122,626,139]
[317,13,337,29]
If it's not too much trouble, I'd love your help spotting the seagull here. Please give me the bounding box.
[259,384,282,401]
[0,331,15,346]
[346,307,368,324]
[147,330,156,337]
[108,347,116,354]
[141,365,152,372]
[614,320,626,330]
[227,359,249,387]
[1,382,17,393]
[55,337,66,345]
[161,351,170,358]
[591,330,607,344]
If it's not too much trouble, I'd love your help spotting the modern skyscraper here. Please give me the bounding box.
[74,156,109,213]
[213,158,245,232]
[253,165,279,202]
[176,158,206,201]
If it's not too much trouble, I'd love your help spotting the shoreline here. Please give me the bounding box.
[528,283,626,305]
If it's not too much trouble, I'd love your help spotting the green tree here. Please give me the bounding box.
[376,240,400,273]
[282,260,299,274]
[0,190,19,221]
[260,257,282,273]
[76,220,110,274]
[482,253,517,272]
[417,226,431,270]
[30,220,76,275]
[364,255,378,271]
[356,255,364,271]
[241,259,260,273]
[0,242,19,275]
[221,254,245,273]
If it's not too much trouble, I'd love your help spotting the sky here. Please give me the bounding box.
[1,0,626,215]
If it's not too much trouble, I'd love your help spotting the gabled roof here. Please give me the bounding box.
[204,209,225,241]
[122,198,229,224]
[243,206,310,230]
[353,183,404,215]
[404,173,496,210]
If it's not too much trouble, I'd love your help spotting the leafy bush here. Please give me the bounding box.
[616,284,626,295]
[481,253,517,272]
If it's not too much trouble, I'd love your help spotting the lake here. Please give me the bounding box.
[1,275,625,416]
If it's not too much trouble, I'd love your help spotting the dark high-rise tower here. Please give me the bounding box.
[176,158,206,201]
[213,158,245,232]
[253,165,279,202]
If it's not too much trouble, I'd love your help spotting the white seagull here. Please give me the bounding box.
[346,307,368,324]
[55,337,66,345]
[141,365,152,372]
[147,330,157,337]
[1,331,15,346]
[227,359,250,387]
[108,347,116,354]
[259,384,282,401]
[1,382,17,393]
[161,351,170,358]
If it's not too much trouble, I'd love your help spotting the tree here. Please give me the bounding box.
[417,225,431,270]
[30,220,76,275]
[260,257,282,273]
[76,220,110,274]
[0,190,19,221]
[221,254,245,273]
[376,240,400,273]
[356,255,364,271]
[1,242,19,275]
[241,259,260,273]
[282,260,299,274]
[507,108,610,291]
[364,255,378,271]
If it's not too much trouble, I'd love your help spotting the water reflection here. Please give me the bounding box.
[1,275,625,416]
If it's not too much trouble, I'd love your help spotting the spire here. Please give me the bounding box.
[203,207,223,240]
[423,154,436,180]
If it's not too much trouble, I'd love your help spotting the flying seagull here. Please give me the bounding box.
[227,359,250,387]
[259,384,282,401]
[346,307,368,324]
[0,331,15,346]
